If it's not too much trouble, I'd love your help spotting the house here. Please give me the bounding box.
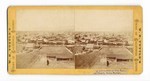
[85,44,94,51]
[97,39,103,45]
[25,43,35,48]
[67,39,75,44]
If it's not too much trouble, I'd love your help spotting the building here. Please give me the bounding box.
[25,43,35,48]
[39,46,74,61]
[100,47,133,63]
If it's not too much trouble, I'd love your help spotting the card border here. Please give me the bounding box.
[7,6,143,74]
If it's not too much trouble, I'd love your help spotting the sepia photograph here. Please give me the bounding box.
[16,9,75,69]
[74,10,133,69]
[15,8,133,69]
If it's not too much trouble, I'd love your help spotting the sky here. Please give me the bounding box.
[16,9,133,32]
[16,9,75,31]
[75,10,133,32]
